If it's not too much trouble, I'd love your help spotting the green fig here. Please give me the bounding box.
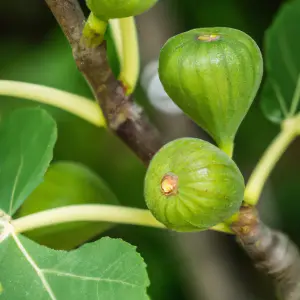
[144,138,244,232]
[86,0,158,20]
[14,161,119,250]
[83,0,158,46]
[158,27,263,155]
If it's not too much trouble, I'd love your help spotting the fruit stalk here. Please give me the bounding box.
[83,0,158,47]
[82,13,108,47]
[220,141,234,158]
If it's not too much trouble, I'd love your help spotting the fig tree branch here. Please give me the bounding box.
[45,1,300,298]
[45,0,162,163]
[232,206,300,300]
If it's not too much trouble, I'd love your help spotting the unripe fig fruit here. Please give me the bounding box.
[144,138,244,232]
[159,28,263,153]
[86,0,158,20]
[15,161,119,250]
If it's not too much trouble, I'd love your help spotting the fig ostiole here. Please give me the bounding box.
[83,0,158,46]
[158,27,263,156]
[144,138,245,232]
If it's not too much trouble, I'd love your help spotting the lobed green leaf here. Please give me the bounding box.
[261,0,300,123]
[0,107,57,215]
[0,235,149,299]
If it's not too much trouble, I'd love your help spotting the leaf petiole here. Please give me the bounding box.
[11,204,232,234]
[110,17,140,95]
[244,114,300,206]
[0,80,106,127]
[0,220,13,244]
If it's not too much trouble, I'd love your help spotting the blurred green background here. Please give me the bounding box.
[1,0,300,299]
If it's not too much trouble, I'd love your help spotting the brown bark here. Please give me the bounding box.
[232,206,300,300]
[45,0,162,163]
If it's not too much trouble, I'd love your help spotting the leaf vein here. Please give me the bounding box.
[9,153,24,215]
[278,29,298,83]
[289,73,300,116]
[270,79,289,117]
[11,231,57,300]
[42,269,138,288]
[100,250,132,277]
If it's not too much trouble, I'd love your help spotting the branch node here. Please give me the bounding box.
[232,206,300,299]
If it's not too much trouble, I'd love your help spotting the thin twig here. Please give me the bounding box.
[45,0,162,163]
[232,206,300,300]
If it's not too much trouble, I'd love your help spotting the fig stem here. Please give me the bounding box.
[0,80,106,127]
[82,13,108,47]
[11,205,233,234]
[110,17,140,95]
[244,115,300,206]
[219,141,234,158]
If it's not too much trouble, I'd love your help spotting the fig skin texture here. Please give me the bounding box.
[158,27,263,151]
[86,0,158,20]
[144,138,245,232]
